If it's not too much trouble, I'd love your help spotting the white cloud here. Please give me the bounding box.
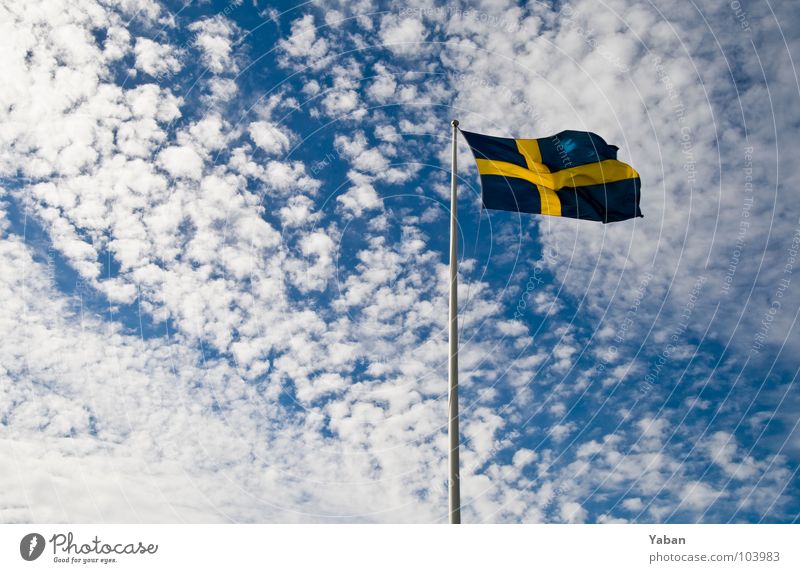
[322,89,361,117]
[379,16,427,55]
[622,497,644,511]
[337,175,382,216]
[278,14,330,68]
[188,15,239,74]
[559,500,588,523]
[188,113,228,151]
[367,64,397,102]
[158,145,204,180]
[134,37,182,77]
[248,121,292,155]
[703,431,759,480]
[680,481,721,511]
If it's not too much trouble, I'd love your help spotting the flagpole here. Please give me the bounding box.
[448,119,461,524]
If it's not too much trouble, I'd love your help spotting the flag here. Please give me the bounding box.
[461,129,642,223]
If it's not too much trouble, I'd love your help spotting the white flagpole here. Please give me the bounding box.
[448,119,461,524]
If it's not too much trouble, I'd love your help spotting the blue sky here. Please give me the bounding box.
[0,0,799,523]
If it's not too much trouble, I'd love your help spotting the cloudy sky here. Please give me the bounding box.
[1,0,798,523]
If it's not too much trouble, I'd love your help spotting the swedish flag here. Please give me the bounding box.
[461,129,642,223]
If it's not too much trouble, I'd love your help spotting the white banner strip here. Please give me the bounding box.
[1,524,798,572]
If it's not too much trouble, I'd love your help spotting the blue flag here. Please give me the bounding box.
[461,129,642,223]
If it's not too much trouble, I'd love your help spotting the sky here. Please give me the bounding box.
[0,0,798,523]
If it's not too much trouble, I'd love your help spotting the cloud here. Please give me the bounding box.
[278,14,330,68]
[248,121,292,155]
[321,88,364,119]
[134,37,182,77]
[188,15,240,74]
[337,174,382,216]
[379,15,427,55]
[680,481,721,511]
[366,64,397,102]
[158,145,204,180]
